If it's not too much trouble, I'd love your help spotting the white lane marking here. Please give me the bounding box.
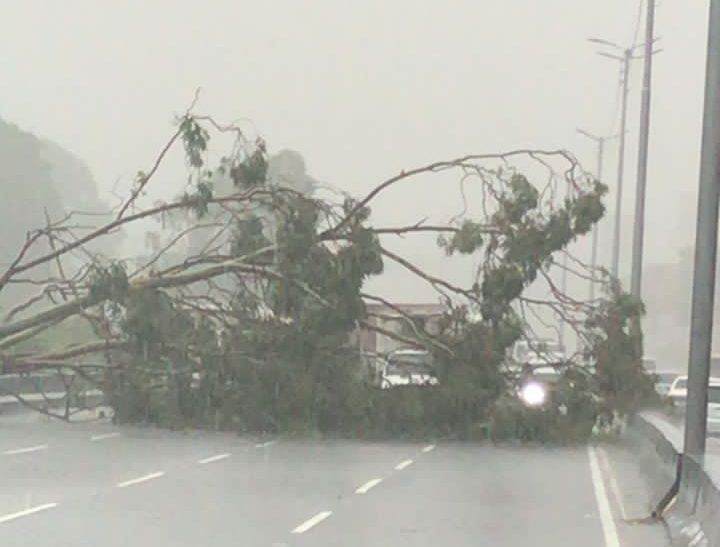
[90,432,121,442]
[0,503,57,524]
[395,459,414,471]
[422,444,436,453]
[198,453,231,465]
[588,446,621,547]
[597,447,628,520]
[2,444,48,456]
[291,511,332,534]
[355,478,383,494]
[256,440,278,448]
[116,471,165,488]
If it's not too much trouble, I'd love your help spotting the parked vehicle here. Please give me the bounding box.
[509,339,566,373]
[668,376,688,408]
[707,381,720,436]
[653,371,679,397]
[380,349,438,389]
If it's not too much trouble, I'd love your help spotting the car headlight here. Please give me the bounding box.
[519,381,547,407]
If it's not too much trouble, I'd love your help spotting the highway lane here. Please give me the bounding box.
[0,417,669,547]
[0,419,248,517]
[293,445,605,547]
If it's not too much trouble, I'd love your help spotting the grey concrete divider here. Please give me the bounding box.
[694,459,720,547]
[630,411,720,547]
[628,412,680,503]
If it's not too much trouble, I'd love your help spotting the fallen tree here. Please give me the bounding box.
[0,108,656,438]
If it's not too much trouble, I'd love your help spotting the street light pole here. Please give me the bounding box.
[559,175,573,349]
[577,129,610,301]
[612,50,631,279]
[593,140,605,298]
[684,0,720,458]
[589,37,652,282]
[630,0,657,299]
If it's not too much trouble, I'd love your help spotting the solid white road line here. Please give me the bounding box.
[90,432,121,442]
[0,503,57,524]
[256,440,278,448]
[198,453,231,465]
[291,511,333,534]
[588,446,621,547]
[2,444,48,456]
[422,444,436,453]
[355,478,383,494]
[597,447,629,521]
[116,472,165,488]
[395,459,414,471]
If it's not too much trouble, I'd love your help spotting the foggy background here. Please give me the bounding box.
[0,0,711,371]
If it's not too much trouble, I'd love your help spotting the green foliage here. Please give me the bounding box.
[438,220,486,255]
[584,280,658,416]
[230,146,268,189]
[476,174,605,324]
[183,179,214,218]
[231,216,271,257]
[88,262,129,303]
[108,289,221,426]
[179,116,209,169]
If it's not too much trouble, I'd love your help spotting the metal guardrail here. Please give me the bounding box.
[0,372,104,416]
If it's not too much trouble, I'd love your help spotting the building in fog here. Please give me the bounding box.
[353,303,446,354]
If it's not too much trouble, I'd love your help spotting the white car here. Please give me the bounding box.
[511,339,566,369]
[654,371,679,397]
[381,349,438,389]
[668,376,688,408]
[706,381,720,436]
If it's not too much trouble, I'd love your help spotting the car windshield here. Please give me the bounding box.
[674,378,688,390]
[709,386,720,405]
[0,2,710,546]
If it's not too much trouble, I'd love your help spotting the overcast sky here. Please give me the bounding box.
[0,0,711,300]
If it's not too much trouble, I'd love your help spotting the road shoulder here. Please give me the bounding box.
[597,441,671,547]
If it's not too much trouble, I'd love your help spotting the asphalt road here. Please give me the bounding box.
[0,415,669,547]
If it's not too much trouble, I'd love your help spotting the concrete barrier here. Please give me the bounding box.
[631,411,720,547]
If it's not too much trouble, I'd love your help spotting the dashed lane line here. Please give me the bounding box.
[421,444,436,453]
[355,478,383,494]
[116,471,165,488]
[395,459,413,471]
[291,511,333,534]
[256,440,278,448]
[198,453,231,465]
[0,503,58,524]
[91,432,121,442]
[2,444,48,456]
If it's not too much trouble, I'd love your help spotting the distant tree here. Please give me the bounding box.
[0,118,121,312]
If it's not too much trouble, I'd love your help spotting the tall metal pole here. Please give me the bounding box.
[578,129,609,301]
[591,139,605,301]
[630,0,656,298]
[560,180,571,349]
[611,50,631,279]
[683,0,720,458]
